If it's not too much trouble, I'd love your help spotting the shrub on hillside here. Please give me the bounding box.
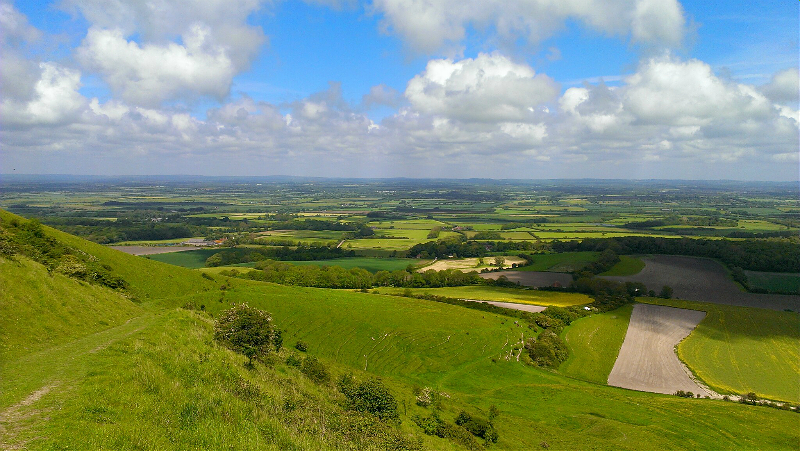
[338,374,399,421]
[214,304,280,366]
[525,330,568,368]
[301,356,330,384]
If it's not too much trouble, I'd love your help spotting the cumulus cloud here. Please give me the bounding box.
[405,53,558,123]
[68,0,266,106]
[623,56,772,127]
[761,68,799,105]
[0,2,42,102]
[1,62,86,127]
[371,0,686,54]
[77,26,238,107]
[555,55,797,165]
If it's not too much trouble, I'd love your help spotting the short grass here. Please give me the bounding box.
[559,304,633,384]
[0,256,143,362]
[644,298,800,403]
[373,286,592,307]
[515,251,599,272]
[744,271,800,294]
[279,257,417,273]
[146,249,221,268]
[599,256,646,276]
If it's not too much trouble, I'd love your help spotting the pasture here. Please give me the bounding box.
[559,304,633,384]
[373,285,592,307]
[419,256,527,272]
[146,249,220,268]
[648,298,800,403]
[744,271,800,294]
[278,257,417,273]
[516,251,598,272]
[599,255,645,276]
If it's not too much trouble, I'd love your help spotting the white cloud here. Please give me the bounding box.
[761,68,799,105]
[362,84,401,108]
[405,53,558,123]
[77,26,237,107]
[623,56,772,127]
[1,62,86,126]
[68,0,266,107]
[372,0,686,54]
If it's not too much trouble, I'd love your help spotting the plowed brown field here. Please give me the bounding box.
[608,303,710,396]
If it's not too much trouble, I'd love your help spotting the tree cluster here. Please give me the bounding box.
[553,236,800,272]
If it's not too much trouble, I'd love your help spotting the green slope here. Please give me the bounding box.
[2,209,799,450]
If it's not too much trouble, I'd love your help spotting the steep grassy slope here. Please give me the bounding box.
[2,210,799,450]
[0,256,142,361]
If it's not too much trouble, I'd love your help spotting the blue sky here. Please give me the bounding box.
[1,0,798,180]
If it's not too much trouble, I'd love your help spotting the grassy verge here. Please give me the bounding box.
[559,304,633,384]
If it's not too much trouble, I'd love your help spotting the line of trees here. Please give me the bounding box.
[552,236,800,272]
[222,261,484,289]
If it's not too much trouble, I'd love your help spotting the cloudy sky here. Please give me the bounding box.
[1,0,797,180]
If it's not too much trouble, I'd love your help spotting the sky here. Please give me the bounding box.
[0,0,798,181]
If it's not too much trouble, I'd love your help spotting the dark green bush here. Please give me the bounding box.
[338,375,398,421]
[213,304,278,366]
[301,356,330,384]
[526,330,568,368]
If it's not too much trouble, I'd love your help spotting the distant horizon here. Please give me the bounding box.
[1,173,797,186]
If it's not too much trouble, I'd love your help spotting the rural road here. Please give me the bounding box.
[608,303,712,397]
[602,255,800,311]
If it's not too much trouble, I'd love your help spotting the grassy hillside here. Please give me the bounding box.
[2,209,800,450]
[646,298,800,403]
[0,256,142,361]
[559,304,633,384]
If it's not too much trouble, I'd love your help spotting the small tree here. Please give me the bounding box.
[214,304,278,366]
[493,256,505,268]
[659,285,673,299]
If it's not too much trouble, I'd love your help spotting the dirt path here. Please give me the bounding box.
[601,255,800,311]
[462,299,547,313]
[0,383,58,450]
[608,304,711,397]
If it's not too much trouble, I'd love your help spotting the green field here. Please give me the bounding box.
[744,271,800,294]
[374,286,593,307]
[3,210,800,450]
[516,251,599,272]
[279,257,417,273]
[146,249,221,268]
[646,299,800,403]
[559,304,633,384]
[599,255,646,276]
